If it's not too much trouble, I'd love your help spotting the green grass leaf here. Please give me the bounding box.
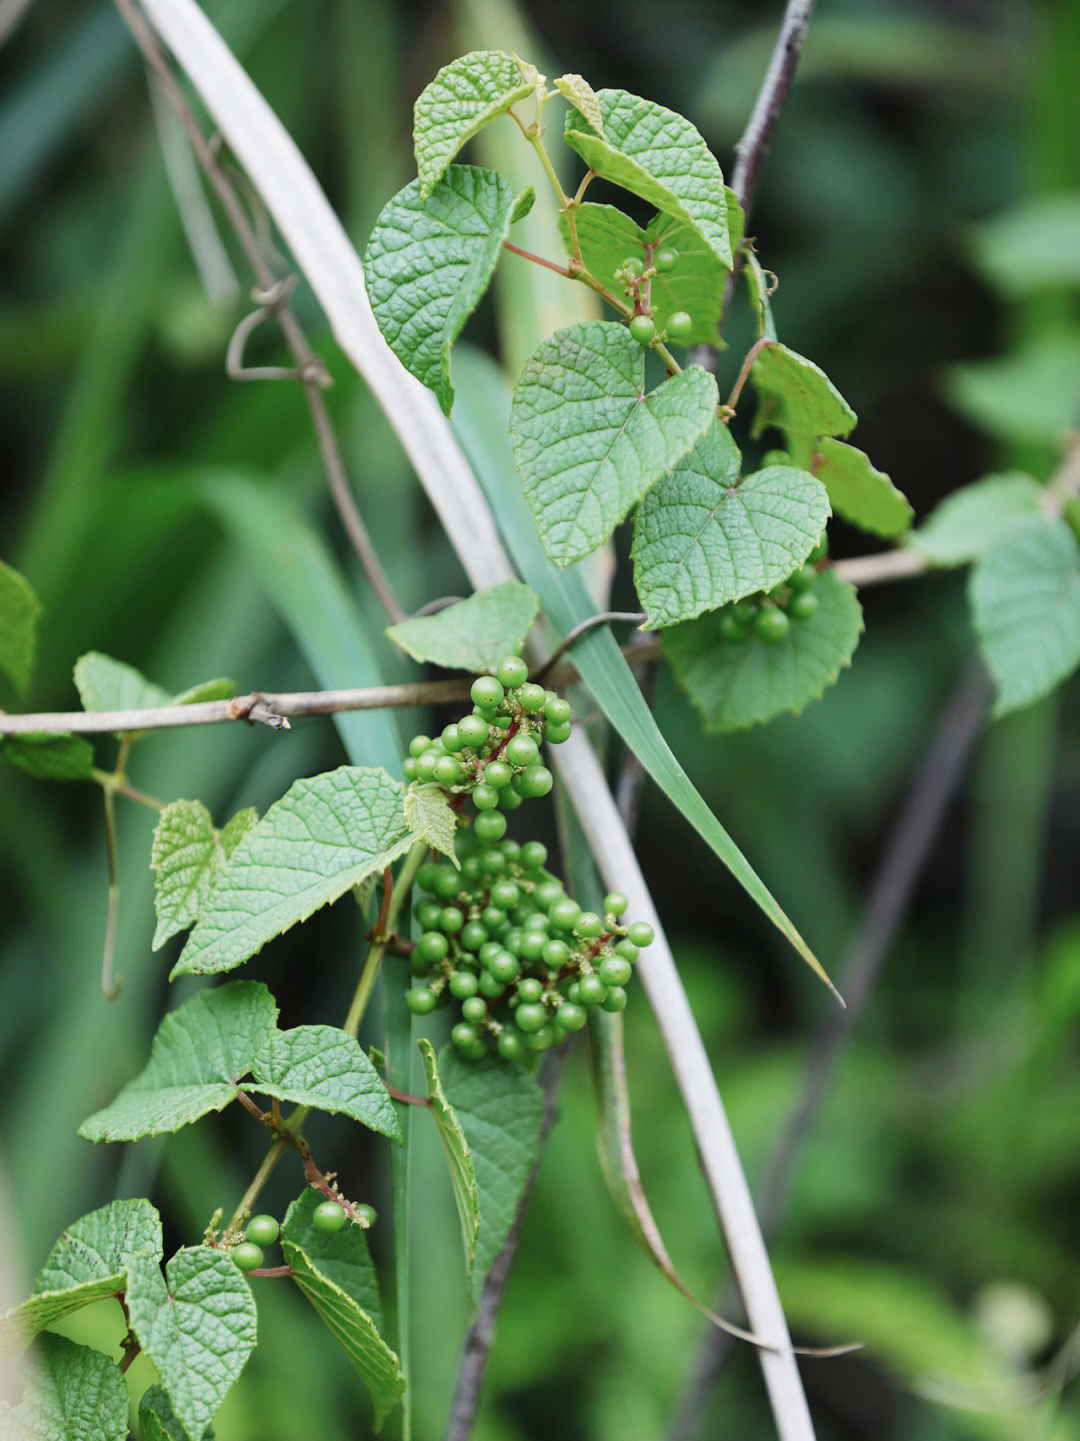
[126,1248,256,1441]
[812,438,913,538]
[909,472,1042,567]
[664,570,864,732]
[509,321,718,566]
[751,342,857,446]
[437,1049,544,1303]
[1,1200,162,1363]
[365,166,533,415]
[385,580,539,672]
[78,982,278,1141]
[413,51,535,197]
[970,514,1080,716]
[562,89,731,269]
[1,732,95,781]
[253,1025,401,1139]
[418,1039,479,1279]
[281,1189,405,1428]
[403,783,459,865]
[632,424,829,627]
[0,1333,129,1441]
[0,559,41,696]
[558,204,733,346]
[173,767,413,977]
[453,345,832,990]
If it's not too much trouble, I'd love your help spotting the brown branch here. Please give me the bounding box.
[501,240,573,277]
[111,0,406,624]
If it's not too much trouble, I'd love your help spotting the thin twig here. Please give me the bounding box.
[665,661,993,1441]
[111,0,406,624]
[535,612,646,680]
[443,1051,567,1441]
[501,240,572,277]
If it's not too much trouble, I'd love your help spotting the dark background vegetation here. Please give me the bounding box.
[2,1,1080,1438]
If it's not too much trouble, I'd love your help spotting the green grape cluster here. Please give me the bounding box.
[404,837,654,1063]
[716,534,829,646]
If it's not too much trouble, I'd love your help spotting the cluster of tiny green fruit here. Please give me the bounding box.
[401,655,573,836]
[615,246,693,348]
[230,1200,376,1270]
[405,840,654,1062]
[716,535,829,647]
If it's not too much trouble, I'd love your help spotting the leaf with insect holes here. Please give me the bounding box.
[558,204,736,347]
[403,783,459,865]
[414,51,535,196]
[811,439,912,538]
[0,1199,162,1364]
[1,732,95,781]
[970,514,1080,716]
[125,1248,256,1441]
[910,472,1043,567]
[750,343,857,449]
[0,1333,130,1441]
[665,570,864,731]
[151,800,258,949]
[365,166,533,415]
[509,321,718,566]
[386,581,539,673]
[562,89,731,269]
[0,559,41,696]
[281,1189,404,1428]
[173,767,413,977]
[632,422,830,627]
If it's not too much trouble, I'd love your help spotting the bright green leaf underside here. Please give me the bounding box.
[419,1039,480,1278]
[0,559,41,696]
[562,89,731,269]
[365,166,532,416]
[558,204,729,346]
[664,569,864,731]
[509,321,718,566]
[403,784,459,864]
[910,472,1042,566]
[174,766,413,977]
[812,438,913,538]
[437,1048,544,1303]
[632,420,830,627]
[385,579,539,672]
[282,1189,405,1427]
[414,50,535,196]
[751,342,857,446]
[554,73,605,136]
[969,514,1080,716]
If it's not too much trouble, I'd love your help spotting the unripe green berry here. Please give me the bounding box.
[544,721,572,744]
[666,310,693,342]
[577,974,607,1006]
[452,1021,479,1050]
[653,247,678,273]
[449,970,479,999]
[354,1205,377,1227]
[754,607,790,644]
[517,977,544,1003]
[719,611,751,644]
[614,939,638,963]
[601,986,628,1013]
[457,714,489,750]
[515,1002,547,1033]
[731,599,759,629]
[544,696,571,725]
[786,565,816,594]
[505,734,539,768]
[432,867,462,900]
[542,938,571,968]
[245,1215,279,1247]
[484,760,512,789]
[497,1030,526,1062]
[599,955,632,987]
[620,255,642,275]
[474,811,507,843]
[789,589,819,621]
[487,950,519,983]
[473,783,499,811]
[496,655,528,689]
[549,898,582,932]
[626,922,655,948]
[441,723,464,752]
[513,764,553,798]
[478,971,506,998]
[525,1024,556,1051]
[603,892,629,917]
[629,314,655,345]
[232,1242,264,1272]
[517,931,547,962]
[416,752,438,781]
[575,911,603,939]
[439,907,465,934]
[460,920,489,951]
[497,786,523,810]
[520,841,548,870]
[762,450,791,467]
[402,757,420,781]
[461,996,488,1024]
[433,755,463,787]
[518,682,547,712]
[312,1201,347,1234]
[416,931,449,964]
[555,1002,588,1032]
[406,986,438,1015]
[409,734,432,758]
[471,675,504,709]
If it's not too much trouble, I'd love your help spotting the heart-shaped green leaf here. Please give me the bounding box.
[751,342,856,448]
[510,321,718,566]
[632,422,829,627]
[562,89,731,268]
[413,51,535,196]
[385,580,539,673]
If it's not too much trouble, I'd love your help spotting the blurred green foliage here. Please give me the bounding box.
[2,1,1080,1439]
